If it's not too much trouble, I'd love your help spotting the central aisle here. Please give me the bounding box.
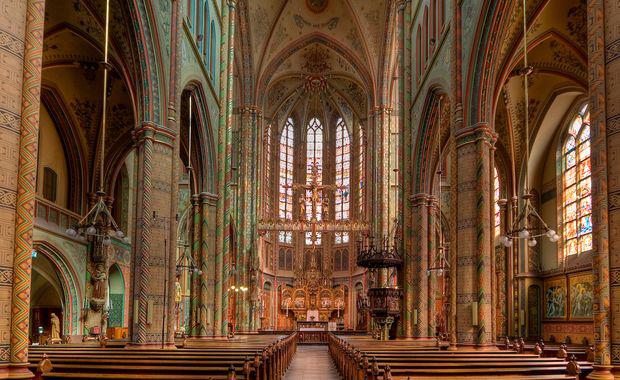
[284,345,341,380]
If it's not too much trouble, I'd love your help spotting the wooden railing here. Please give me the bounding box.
[34,197,80,234]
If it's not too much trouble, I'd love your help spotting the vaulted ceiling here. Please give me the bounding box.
[239,0,397,121]
[41,0,140,191]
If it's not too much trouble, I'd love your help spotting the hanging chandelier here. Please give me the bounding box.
[427,95,449,277]
[66,0,123,245]
[498,0,560,248]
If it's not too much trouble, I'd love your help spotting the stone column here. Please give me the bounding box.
[165,0,183,349]
[374,106,392,288]
[0,0,45,377]
[427,196,438,337]
[586,0,616,376]
[455,124,495,349]
[189,195,201,337]
[410,194,430,338]
[215,0,236,337]
[131,124,176,346]
[237,106,261,332]
[200,192,218,336]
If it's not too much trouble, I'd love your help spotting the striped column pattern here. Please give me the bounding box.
[10,0,45,364]
[190,195,201,336]
[587,0,612,369]
[410,194,430,338]
[199,194,208,336]
[134,127,154,344]
[454,124,494,347]
[401,1,413,338]
[221,0,237,337]
[214,1,231,337]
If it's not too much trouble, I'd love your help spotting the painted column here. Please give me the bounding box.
[189,195,201,337]
[427,196,437,337]
[215,0,236,337]
[374,106,392,288]
[131,125,176,346]
[455,124,495,348]
[0,0,45,376]
[132,125,153,345]
[410,194,429,338]
[587,0,615,375]
[214,1,230,337]
[237,105,261,332]
[201,192,218,336]
[447,0,463,351]
[165,0,183,348]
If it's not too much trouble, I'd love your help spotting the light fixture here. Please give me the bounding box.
[498,0,559,248]
[65,0,123,243]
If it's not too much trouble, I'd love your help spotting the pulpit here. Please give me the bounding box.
[368,287,402,340]
[356,235,403,340]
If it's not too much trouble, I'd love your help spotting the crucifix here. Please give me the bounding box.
[284,160,347,247]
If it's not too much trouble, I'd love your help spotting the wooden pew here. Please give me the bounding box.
[328,334,592,379]
[29,332,297,380]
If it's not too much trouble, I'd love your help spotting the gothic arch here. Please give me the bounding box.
[32,241,82,336]
[40,86,88,213]
[413,86,449,194]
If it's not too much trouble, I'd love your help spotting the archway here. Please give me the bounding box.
[108,264,125,330]
[29,244,83,343]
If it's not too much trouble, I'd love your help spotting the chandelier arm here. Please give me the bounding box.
[99,0,111,193]
[526,204,552,231]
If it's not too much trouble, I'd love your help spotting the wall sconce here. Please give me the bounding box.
[471,301,478,326]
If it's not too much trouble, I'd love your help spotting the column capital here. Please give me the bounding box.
[455,122,497,148]
[200,191,220,206]
[409,193,432,206]
[238,105,263,116]
[370,106,393,118]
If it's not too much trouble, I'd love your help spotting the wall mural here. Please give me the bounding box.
[544,277,566,319]
[569,274,593,318]
[543,273,593,321]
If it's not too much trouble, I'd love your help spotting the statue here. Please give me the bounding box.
[175,280,183,303]
[50,313,61,343]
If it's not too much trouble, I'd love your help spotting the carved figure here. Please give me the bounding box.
[50,313,61,342]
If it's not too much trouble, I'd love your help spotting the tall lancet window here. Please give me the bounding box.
[278,118,294,244]
[305,117,323,245]
[562,104,592,256]
[493,166,501,239]
[335,118,350,244]
[358,126,366,216]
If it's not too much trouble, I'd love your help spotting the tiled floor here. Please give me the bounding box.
[284,345,341,380]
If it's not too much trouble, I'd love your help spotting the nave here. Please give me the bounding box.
[27,332,595,379]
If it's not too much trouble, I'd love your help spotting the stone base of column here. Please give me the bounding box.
[447,343,458,351]
[0,363,34,379]
[586,365,615,380]
[475,343,499,351]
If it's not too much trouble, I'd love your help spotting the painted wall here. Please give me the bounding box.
[37,105,69,209]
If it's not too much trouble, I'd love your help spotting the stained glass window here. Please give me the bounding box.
[335,118,350,244]
[278,231,292,244]
[359,126,366,216]
[264,124,272,215]
[493,166,501,239]
[279,119,294,220]
[562,104,592,256]
[306,118,323,245]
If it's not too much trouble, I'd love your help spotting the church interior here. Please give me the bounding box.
[0,0,619,378]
